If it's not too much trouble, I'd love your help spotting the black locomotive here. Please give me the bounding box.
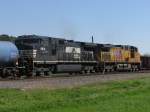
[15,35,99,76]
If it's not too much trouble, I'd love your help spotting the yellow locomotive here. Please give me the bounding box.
[97,45,141,72]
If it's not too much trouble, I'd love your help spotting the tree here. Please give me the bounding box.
[0,34,16,42]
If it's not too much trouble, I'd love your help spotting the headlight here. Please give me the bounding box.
[16,61,18,66]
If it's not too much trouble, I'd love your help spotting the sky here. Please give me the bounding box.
[0,0,150,54]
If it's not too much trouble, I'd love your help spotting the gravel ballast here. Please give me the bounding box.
[0,72,150,89]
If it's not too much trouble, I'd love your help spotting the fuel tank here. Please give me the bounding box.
[0,41,19,67]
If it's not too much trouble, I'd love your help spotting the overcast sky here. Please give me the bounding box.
[0,0,150,54]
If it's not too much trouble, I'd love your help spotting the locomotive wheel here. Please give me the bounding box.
[79,70,85,74]
[0,70,3,78]
[44,71,49,76]
[90,70,93,73]
[1,69,8,78]
[36,71,41,76]
[69,72,73,75]
[110,68,114,72]
[51,66,56,74]
[84,70,88,74]
[26,71,33,77]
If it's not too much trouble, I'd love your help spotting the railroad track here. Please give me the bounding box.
[0,71,150,90]
[0,70,150,81]
[1,70,150,81]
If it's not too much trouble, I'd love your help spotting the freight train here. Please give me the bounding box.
[0,35,148,78]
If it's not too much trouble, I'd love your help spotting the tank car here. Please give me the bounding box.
[0,41,19,77]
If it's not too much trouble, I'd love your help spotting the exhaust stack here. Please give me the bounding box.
[92,36,94,43]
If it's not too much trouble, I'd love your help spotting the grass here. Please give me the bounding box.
[0,77,150,112]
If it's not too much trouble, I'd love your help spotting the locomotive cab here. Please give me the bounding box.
[15,35,41,75]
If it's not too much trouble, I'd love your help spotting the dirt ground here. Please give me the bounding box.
[0,72,150,90]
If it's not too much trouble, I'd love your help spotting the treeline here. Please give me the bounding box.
[0,34,16,41]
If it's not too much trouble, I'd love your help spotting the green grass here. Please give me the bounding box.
[1,78,150,112]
